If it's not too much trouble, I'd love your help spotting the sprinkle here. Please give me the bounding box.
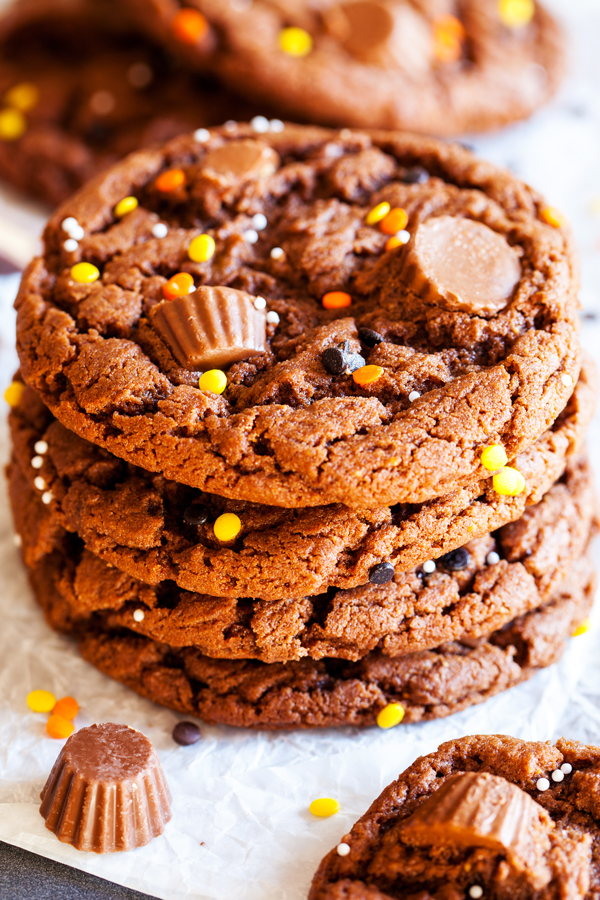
[127,62,153,88]
[279,26,313,57]
[0,108,26,140]
[499,0,535,28]
[199,369,227,394]
[13,533,22,547]
[71,262,100,284]
[243,229,259,243]
[4,381,24,407]
[536,777,550,791]
[270,119,284,132]
[561,373,573,387]
[254,296,267,310]
[252,213,268,230]
[486,551,501,565]
[114,196,138,218]
[63,239,78,252]
[194,127,210,143]
[336,843,351,857]
[27,689,56,712]
[492,467,526,496]
[34,440,48,455]
[41,491,53,505]
[480,444,508,471]
[369,562,395,585]
[385,231,410,251]
[380,208,409,235]
[376,703,405,729]
[31,456,43,469]
[572,618,590,637]
[214,512,242,542]
[5,81,39,112]
[53,697,79,720]
[309,798,340,817]
[353,365,383,386]
[358,328,384,347]
[34,476,46,490]
[433,14,465,62]
[133,609,145,622]
[561,763,573,774]
[251,115,270,133]
[422,559,436,574]
[172,8,209,43]
[156,168,186,192]
[323,291,352,310]
[541,206,565,228]
[162,272,195,300]
[224,119,237,131]
[89,90,115,115]
[46,715,75,740]
[189,234,215,262]
[366,202,391,226]
[172,721,201,745]
[551,769,564,782]
[266,310,280,325]
[152,223,168,239]
[468,888,483,900]
[408,390,421,402]
[62,218,84,240]
[270,247,285,260]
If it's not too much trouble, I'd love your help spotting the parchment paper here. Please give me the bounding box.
[0,1,599,896]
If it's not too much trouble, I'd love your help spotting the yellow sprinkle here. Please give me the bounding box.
[5,82,39,111]
[0,108,26,140]
[279,26,313,57]
[27,689,56,713]
[309,798,340,817]
[499,0,535,28]
[70,262,100,284]
[572,618,590,637]
[365,202,391,226]
[4,381,24,407]
[480,444,508,471]
[376,703,405,729]
[188,234,216,263]
[199,369,227,395]
[114,196,139,218]
[493,467,526,496]
[213,512,242,542]
[541,206,565,228]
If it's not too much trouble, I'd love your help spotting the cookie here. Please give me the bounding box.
[16,124,581,509]
[122,0,565,136]
[309,733,600,898]
[0,0,268,207]
[8,436,596,663]
[8,359,595,600]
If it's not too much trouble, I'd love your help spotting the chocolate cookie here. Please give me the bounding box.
[16,124,581,509]
[122,0,565,136]
[0,0,268,207]
[309,733,600,898]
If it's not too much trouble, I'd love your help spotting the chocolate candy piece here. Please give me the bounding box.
[439,547,471,570]
[402,165,429,184]
[358,328,384,348]
[401,216,522,315]
[200,139,279,186]
[39,723,172,852]
[321,341,365,375]
[368,562,395,584]
[150,285,267,369]
[172,721,201,746]
[183,500,210,526]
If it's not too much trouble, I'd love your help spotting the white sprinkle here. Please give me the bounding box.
[152,223,168,239]
[266,310,280,325]
[194,127,210,143]
[469,888,483,900]
[62,217,79,233]
[269,119,284,133]
[89,89,115,116]
[340,129,352,140]
[394,229,410,244]
[34,440,48,455]
[243,229,259,244]
[41,491,53,505]
[64,239,78,252]
[251,115,270,133]
[536,777,550,791]
[551,769,564,782]
[127,62,153,88]
[270,247,284,260]
[133,609,145,622]
[253,296,267,310]
[188,284,196,293]
[486,551,500,566]
[408,390,420,402]
[252,213,268,231]
[561,373,573,387]
[422,560,436,574]
[71,225,84,241]
[13,533,22,547]
[224,119,237,131]
[336,843,351,857]
[560,763,572,774]
[31,456,44,469]
[34,476,46,491]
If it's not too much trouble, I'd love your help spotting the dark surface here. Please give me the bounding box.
[0,841,158,899]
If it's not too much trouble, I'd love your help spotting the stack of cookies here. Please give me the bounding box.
[6,122,596,729]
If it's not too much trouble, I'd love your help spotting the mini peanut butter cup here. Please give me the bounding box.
[39,723,172,852]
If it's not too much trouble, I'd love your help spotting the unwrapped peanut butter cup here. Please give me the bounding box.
[39,723,172,852]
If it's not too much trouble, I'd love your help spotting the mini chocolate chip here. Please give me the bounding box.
[172,721,201,746]
[358,328,384,347]
[369,562,395,584]
[183,500,210,526]
[439,547,471,571]
[345,353,366,373]
[402,166,429,184]
[322,346,347,375]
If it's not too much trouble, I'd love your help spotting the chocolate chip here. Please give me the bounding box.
[368,562,395,584]
[439,547,471,570]
[172,721,201,746]
[358,328,384,347]
[346,352,366,373]
[402,166,429,184]
[183,500,210,526]
[322,346,347,375]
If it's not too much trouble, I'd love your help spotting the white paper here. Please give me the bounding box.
[0,1,599,896]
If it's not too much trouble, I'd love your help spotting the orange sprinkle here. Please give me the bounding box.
[433,15,465,63]
[322,291,352,309]
[52,697,79,720]
[156,168,186,193]
[353,365,384,386]
[46,715,75,740]
[380,208,408,235]
[172,8,208,44]
[541,206,565,228]
[162,272,194,300]
[385,235,405,251]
